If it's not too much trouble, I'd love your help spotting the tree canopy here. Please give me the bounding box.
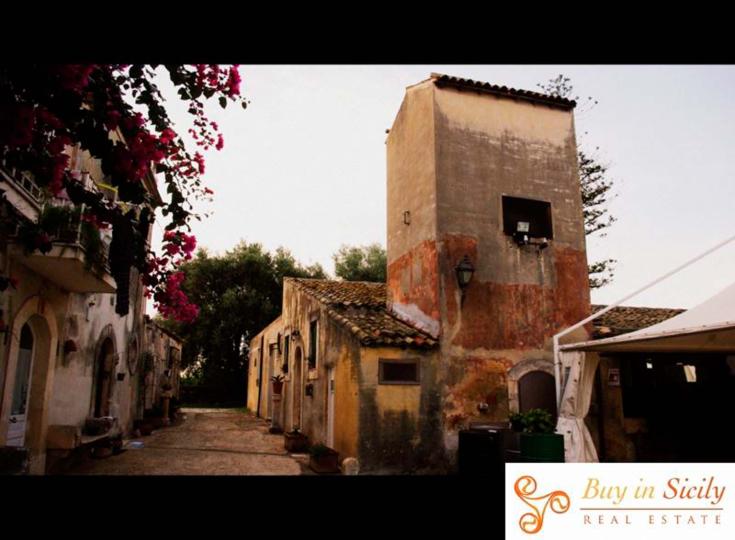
[158,242,325,402]
[538,75,617,289]
[333,243,386,282]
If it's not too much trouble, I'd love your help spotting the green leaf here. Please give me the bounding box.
[219,96,227,109]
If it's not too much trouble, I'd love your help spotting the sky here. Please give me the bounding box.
[151,65,735,310]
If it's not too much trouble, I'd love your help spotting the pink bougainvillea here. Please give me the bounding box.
[0,64,248,323]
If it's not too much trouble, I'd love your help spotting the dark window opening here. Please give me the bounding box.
[308,320,318,369]
[379,359,420,384]
[283,335,290,373]
[502,195,553,239]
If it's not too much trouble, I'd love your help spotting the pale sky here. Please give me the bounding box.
[151,65,735,310]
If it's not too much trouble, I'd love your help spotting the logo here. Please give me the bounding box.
[514,475,571,534]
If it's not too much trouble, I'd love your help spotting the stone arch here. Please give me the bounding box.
[0,295,59,474]
[90,324,118,418]
[507,358,555,414]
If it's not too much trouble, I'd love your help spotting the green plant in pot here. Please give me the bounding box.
[510,409,564,463]
[308,443,339,474]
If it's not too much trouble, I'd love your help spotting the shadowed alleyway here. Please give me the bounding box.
[64,408,304,475]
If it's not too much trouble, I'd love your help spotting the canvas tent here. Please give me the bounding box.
[556,281,735,462]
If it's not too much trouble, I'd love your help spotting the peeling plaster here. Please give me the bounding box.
[389,301,441,338]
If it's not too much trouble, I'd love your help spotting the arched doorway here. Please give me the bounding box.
[6,323,35,446]
[292,347,303,430]
[93,338,115,417]
[518,370,557,418]
[0,296,59,474]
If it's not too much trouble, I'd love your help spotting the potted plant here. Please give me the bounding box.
[510,409,564,462]
[284,428,309,453]
[309,443,340,474]
[271,374,284,395]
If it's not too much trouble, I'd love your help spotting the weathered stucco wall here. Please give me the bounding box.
[47,290,141,432]
[433,85,590,443]
[247,316,282,418]
[386,82,441,338]
[249,282,364,461]
[250,281,441,472]
[384,79,591,467]
[357,345,441,472]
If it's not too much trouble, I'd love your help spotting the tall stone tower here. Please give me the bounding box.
[386,73,591,439]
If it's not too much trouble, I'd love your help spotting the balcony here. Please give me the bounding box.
[0,165,42,221]
[8,205,116,294]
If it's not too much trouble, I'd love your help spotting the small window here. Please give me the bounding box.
[283,335,290,373]
[502,195,553,239]
[308,319,318,369]
[379,359,420,385]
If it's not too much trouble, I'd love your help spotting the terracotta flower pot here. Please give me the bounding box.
[272,381,284,395]
[284,432,309,453]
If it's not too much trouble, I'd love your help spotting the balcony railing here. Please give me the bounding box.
[1,166,43,203]
[7,203,116,294]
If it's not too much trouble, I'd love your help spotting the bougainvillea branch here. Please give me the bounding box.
[0,64,246,322]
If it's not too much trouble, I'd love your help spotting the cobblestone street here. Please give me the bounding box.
[64,408,305,475]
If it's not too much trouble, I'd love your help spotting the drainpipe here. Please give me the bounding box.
[553,232,735,409]
[256,334,264,418]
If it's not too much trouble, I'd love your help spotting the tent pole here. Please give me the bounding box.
[554,232,735,408]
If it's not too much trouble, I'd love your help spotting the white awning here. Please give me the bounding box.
[562,282,735,353]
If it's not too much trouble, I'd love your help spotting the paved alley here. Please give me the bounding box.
[64,408,304,475]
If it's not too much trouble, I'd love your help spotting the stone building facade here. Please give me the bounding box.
[385,73,592,448]
[142,315,182,413]
[0,144,159,474]
[247,279,439,472]
[249,73,597,472]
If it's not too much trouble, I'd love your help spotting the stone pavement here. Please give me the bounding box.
[63,408,305,475]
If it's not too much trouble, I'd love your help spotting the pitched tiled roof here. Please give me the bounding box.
[591,304,685,338]
[430,73,577,110]
[289,278,385,308]
[289,278,438,349]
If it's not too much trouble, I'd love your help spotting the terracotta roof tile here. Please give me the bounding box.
[431,73,576,110]
[289,279,681,346]
[289,278,386,308]
[289,278,437,349]
[591,304,685,338]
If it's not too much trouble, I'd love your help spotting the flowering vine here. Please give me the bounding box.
[0,64,247,322]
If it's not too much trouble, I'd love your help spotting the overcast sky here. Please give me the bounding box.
[152,65,735,310]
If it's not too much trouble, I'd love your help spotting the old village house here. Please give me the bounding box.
[249,73,592,472]
[251,73,734,472]
[0,141,180,474]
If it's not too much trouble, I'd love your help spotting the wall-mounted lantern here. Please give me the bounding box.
[455,255,475,306]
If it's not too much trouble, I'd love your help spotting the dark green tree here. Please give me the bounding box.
[158,242,325,403]
[538,75,617,289]
[333,243,386,283]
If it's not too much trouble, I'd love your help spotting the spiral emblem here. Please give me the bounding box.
[514,475,570,534]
